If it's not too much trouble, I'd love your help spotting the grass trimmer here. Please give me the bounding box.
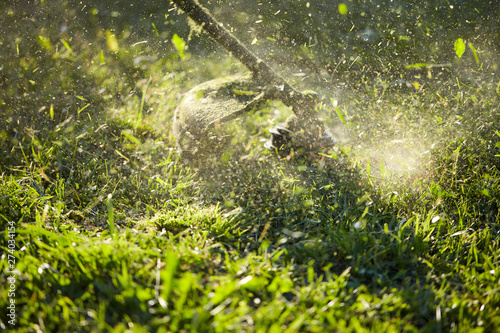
[170,0,334,158]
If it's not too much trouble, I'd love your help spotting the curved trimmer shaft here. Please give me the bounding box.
[170,0,317,115]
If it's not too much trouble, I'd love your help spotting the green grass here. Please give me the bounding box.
[1,1,499,332]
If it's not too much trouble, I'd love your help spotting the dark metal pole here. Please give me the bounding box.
[169,0,316,112]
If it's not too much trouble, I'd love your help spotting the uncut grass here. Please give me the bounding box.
[1,1,500,332]
[2,71,499,331]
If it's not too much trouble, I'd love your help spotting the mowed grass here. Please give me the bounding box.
[1,1,500,332]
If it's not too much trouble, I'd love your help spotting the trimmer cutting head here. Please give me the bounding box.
[264,114,336,159]
[172,74,335,160]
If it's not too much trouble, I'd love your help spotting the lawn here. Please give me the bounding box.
[0,0,499,332]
